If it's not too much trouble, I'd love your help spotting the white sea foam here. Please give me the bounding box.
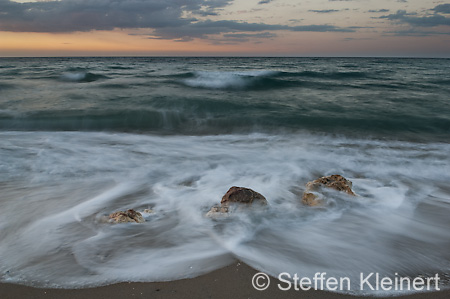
[0,132,449,295]
[61,72,87,82]
[182,70,277,89]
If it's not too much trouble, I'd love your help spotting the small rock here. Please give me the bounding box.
[205,205,230,218]
[109,209,145,223]
[306,174,355,196]
[301,192,323,207]
[302,175,356,206]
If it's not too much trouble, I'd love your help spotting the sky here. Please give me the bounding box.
[0,0,449,57]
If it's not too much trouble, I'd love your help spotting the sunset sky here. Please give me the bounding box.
[0,0,449,57]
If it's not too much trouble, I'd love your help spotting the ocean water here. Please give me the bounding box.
[0,57,449,295]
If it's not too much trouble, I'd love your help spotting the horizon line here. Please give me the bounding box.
[1,55,449,59]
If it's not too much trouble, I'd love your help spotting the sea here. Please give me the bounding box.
[0,57,449,296]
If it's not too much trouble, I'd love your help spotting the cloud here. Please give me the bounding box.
[384,29,450,36]
[309,10,340,14]
[0,0,355,41]
[379,10,450,27]
[290,24,353,32]
[221,32,277,43]
[0,0,190,32]
[151,20,355,41]
[368,9,390,13]
[343,37,373,41]
[376,5,450,37]
[348,26,374,29]
[433,4,450,14]
[223,32,277,38]
[0,0,235,32]
[258,0,273,4]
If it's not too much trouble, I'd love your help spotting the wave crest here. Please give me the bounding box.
[181,70,280,90]
[60,72,107,83]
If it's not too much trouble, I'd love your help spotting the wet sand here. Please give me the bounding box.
[1,262,448,299]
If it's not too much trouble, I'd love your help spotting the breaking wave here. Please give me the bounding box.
[176,70,376,90]
[60,72,108,83]
[180,70,281,90]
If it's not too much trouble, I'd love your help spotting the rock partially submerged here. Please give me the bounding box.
[301,192,323,207]
[221,186,267,205]
[205,205,230,218]
[206,186,267,217]
[108,209,145,223]
[302,174,356,206]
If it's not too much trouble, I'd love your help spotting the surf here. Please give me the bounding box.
[0,131,449,296]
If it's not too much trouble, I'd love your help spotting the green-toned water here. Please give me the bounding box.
[0,58,449,295]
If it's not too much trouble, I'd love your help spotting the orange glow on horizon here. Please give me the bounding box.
[0,29,299,57]
[1,29,449,57]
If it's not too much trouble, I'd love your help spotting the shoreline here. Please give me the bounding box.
[1,263,448,299]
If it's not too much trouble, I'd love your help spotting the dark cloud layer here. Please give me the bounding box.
[433,4,450,14]
[368,9,390,13]
[0,0,192,32]
[221,32,277,43]
[2,0,446,42]
[309,9,340,14]
[0,0,353,41]
[385,28,450,37]
[257,0,273,4]
[380,9,450,27]
[0,0,234,32]
[152,20,354,41]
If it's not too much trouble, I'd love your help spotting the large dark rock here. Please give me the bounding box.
[302,175,356,206]
[221,186,267,205]
[206,186,267,217]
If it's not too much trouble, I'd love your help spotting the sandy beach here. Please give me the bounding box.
[1,262,448,299]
